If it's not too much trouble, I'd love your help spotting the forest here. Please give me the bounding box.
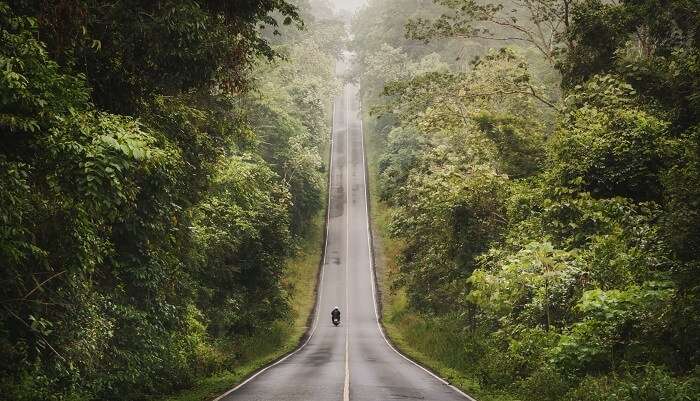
[0,1,342,400]
[2,0,699,400]
[351,0,700,400]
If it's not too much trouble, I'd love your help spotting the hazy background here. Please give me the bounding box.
[332,0,366,14]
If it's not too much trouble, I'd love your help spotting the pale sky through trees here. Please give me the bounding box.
[332,0,366,13]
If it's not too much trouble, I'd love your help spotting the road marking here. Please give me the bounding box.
[355,84,478,401]
[212,99,338,401]
[343,84,351,401]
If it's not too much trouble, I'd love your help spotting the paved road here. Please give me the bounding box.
[218,57,471,401]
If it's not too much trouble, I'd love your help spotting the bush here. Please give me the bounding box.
[565,365,700,401]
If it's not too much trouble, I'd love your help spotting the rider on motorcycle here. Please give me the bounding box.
[331,306,341,324]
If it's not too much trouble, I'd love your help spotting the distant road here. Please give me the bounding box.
[217,55,473,401]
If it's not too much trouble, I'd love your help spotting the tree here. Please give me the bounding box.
[406,0,577,62]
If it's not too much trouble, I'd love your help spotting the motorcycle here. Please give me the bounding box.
[332,316,340,326]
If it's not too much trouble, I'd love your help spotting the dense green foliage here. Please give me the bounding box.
[0,1,341,400]
[353,0,700,399]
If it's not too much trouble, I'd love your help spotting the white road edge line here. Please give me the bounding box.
[212,100,337,401]
[343,84,351,401]
[356,86,478,401]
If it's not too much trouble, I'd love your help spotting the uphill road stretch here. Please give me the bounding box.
[216,55,474,401]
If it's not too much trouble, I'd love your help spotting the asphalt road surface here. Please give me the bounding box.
[217,57,473,401]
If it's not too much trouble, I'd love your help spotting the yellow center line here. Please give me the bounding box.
[343,82,351,401]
